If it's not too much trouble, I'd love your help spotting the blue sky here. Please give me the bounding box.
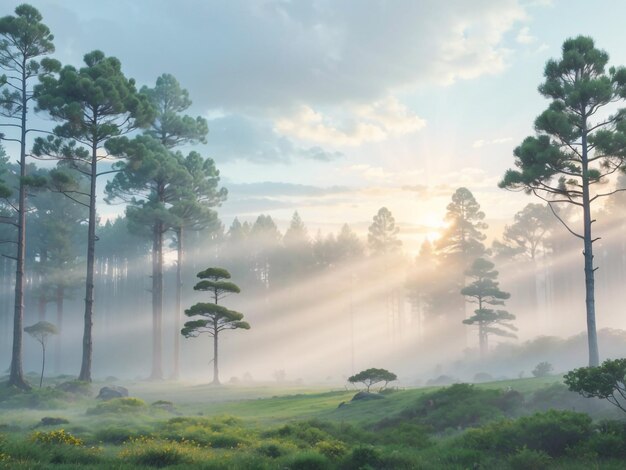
[4,0,626,252]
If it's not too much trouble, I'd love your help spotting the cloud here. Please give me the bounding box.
[19,0,529,112]
[225,182,349,198]
[274,96,425,147]
[219,181,356,216]
[206,114,343,163]
[516,26,536,44]
[472,137,513,148]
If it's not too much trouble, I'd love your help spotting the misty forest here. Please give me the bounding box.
[3,2,626,469]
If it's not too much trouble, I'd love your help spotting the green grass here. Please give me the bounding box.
[0,374,621,469]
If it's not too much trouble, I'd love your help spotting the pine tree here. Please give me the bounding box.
[35,50,154,381]
[461,258,516,357]
[367,207,401,255]
[0,3,56,389]
[436,187,487,264]
[182,267,249,385]
[499,36,626,366]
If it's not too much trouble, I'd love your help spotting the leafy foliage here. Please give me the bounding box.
[564,358,626,412]
[532,361,554,377]
[348,368,397,392]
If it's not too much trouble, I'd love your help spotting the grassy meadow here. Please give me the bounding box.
[0,374,625,469]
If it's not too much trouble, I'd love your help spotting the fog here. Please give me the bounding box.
[3,192,626,388]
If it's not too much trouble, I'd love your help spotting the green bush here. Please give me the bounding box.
[86,397,147,415]
[159,415,251,448]
[119,438,198,468]
[373,422,431,448]
[527,383,605,414]
[584,421,626,458]
[273,421,334,445]
[458,409,592,457]
[0,384,67,409]
[256,440,293,458]
[30,429,83,446]
[514,410,592,456]
[508,448,552,470]
[55,380,92,397]
[381,383,522,433]
[94,426,148,444]
[343,445,381,469]
[283,451,329,470]
[315,439,348,459]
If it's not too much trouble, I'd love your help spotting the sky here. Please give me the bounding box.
[5,0,626,254]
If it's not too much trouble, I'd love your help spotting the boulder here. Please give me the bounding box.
[97,385,129,401]
[151,400,176,413]
[56,380,92,396]
[38,417,69,427]
[351,391,385,401]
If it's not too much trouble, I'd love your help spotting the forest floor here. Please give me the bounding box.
[0,374,624,469]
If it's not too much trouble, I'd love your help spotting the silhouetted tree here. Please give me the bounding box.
[461,258,516,357]
[368,207,401,255]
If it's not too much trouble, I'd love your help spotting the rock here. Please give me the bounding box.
[351,391,385,401]
[56,381,92,396]
[151,400,176,413]
[337,401,347,409]
[38,417,69,427]
[97,385,129,401]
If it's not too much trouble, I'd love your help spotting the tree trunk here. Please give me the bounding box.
[581,127,599,367]
[40,343,45,388]
[478,324,487,358]
[78,140,98,382]
[149,221,163,380]
[173,226,183,379]
[9,66,30,390]
[54,285,64,374]
[212,326,219,385]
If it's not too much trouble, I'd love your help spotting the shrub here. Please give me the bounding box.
[158,415,250,448]
[282,451,329,470]
[343,445,381,469]
[94,426,148,444]
[55,380,92,397]
[532,362,554,377]
[86,397,147,415]
[507,448,552,470]
[0,384,67,409]
[256,440,295,458]
[514,410,592,456]
[385,383,522,432]
[31,429,84,446]
[272,422,333,446]
[473,372,493,383]
[458,409,592,457]
[119,437,198,468]
[373,422,431,448]
[315,440,348,459]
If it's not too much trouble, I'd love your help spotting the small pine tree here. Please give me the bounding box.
[461,258,516,357]
[182,268,249,385]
